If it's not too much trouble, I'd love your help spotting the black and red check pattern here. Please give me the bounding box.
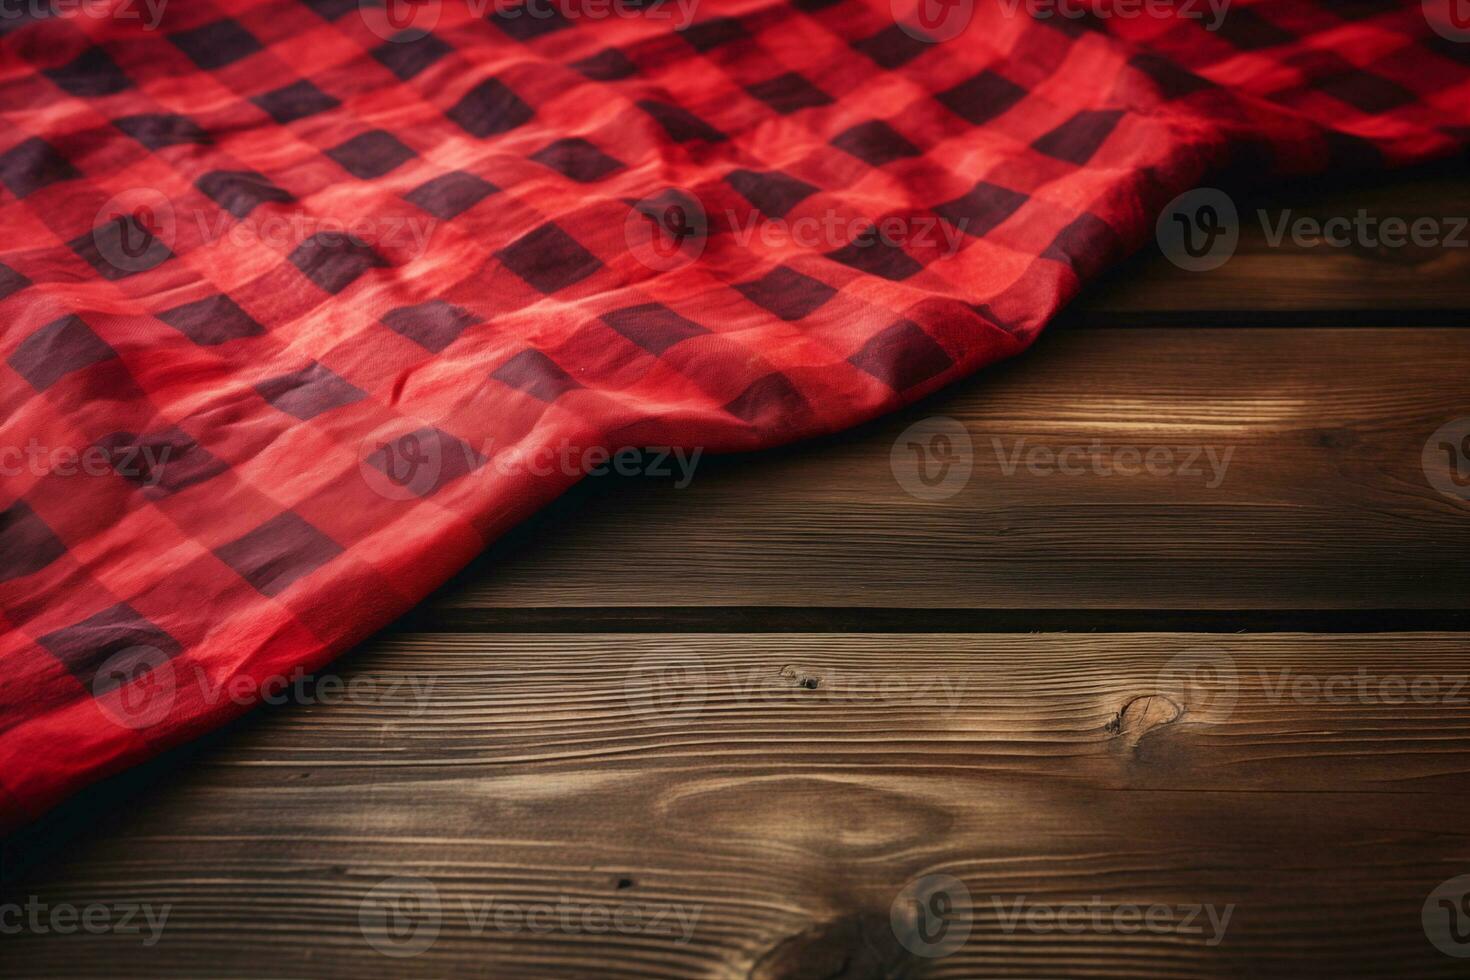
[1,0,1468,831]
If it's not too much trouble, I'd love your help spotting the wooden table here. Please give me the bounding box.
[4,166,1470,978]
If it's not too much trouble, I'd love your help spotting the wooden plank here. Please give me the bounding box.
[425,327,1470,613]
[1075,171,1470,318]
[5,633,1468,978]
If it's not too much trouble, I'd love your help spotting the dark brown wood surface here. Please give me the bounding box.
[3,172,1469,979]
[5,634,1470,977]
[430,327,1470,614]
[1077,171,1470,319]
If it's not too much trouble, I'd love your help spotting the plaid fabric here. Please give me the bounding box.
[1,0,1467,832]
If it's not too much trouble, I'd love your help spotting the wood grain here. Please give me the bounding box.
[4,633,1468,978]
[425,327,1470,613]
[6,178,1469,980]
[1075,172,1470,318]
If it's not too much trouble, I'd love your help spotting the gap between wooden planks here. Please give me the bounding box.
[3,633,1467,979]
[5,172,1470,979]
